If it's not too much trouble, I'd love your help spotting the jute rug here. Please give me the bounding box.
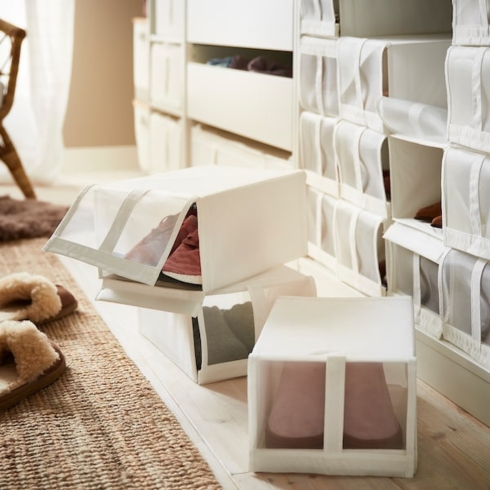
[0,238,222,490]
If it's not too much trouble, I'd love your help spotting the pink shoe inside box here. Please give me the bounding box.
[44,165,307,294]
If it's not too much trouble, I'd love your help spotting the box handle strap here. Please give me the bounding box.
[472,47,486,131]
[323,355,345,452]
[469,153,486,236]
[471,258,487,343]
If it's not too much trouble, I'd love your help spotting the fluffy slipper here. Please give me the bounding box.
[0,320,66,410]
[0,272,78,325]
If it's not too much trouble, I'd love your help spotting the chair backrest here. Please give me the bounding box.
[0,19,26,121]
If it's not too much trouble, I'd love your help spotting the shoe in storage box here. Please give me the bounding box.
[44,165,308,294]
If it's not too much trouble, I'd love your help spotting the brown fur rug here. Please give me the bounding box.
[0,195,68,242]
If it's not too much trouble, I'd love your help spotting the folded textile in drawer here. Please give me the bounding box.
[446,46,490,153]
[440,249,490,370]
[334,120,390,217]
[300,0,452,39]
[299,112,339,196]
[44,165,307,293]
[384,222,448,339]
[443,147,490,260]
[248,296,417,477]
[129,265,316,384]
[452,0,490,46]
[299,37,338,117]
[338,35,450,133]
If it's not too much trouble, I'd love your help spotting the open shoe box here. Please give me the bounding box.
[338,35,450,133]
[44,165,307,294]
[248,296,417,478]
[111,265,316,384]
[384,221,449,339]
[300,0,452,39]
[442,146,490,261]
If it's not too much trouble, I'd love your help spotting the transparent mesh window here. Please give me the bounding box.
[299,112,320,174]
[455,0,489,26]
[299,53,319,113]
[335,124,358,191]
[264,360,326,450]
[343,361,407,450]
[480,265,490,346]
[391,244,414,296]
[307,188,320,246]
[420,257,440,315]
[361,130,387,200]
[334,202,353,269]
[363,44,386,112]
[355,212,382,282]
[321,194,336,257]
[319,117,337,180]
[321,56,339,116]
[479,159,490,238]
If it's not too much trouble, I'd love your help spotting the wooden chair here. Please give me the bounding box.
[0,19,36,199]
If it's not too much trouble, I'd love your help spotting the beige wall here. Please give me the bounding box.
[63,0,143,148]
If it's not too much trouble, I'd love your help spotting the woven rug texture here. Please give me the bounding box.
[0,238,222,490]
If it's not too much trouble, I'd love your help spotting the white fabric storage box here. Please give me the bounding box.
[300,0,452,39]
[149,41,183,113]
[248,296,417,478]
[44,165,307,293]
[389,135,444,233]
[338,35,450,133]
[299,37,339,117]
[117,266,316,385]
[384,222,448,339]
[149,110,183,173]
[133,19,149,103]
[446,46,490,154]
[334,120,390,217]
[443,147,490,260]
[133,100,151,173]
[150,0,184,41]
[299,112,339,196]
[452,0,490,46]
[440,249,490,370]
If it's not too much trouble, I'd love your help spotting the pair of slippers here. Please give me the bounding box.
[0,272,78,411]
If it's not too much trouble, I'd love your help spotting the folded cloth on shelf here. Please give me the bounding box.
[247,56,292,78]
[206,55,249,70]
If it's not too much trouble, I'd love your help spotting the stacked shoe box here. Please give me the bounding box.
[298,0,453,298]
[44,165,317,384]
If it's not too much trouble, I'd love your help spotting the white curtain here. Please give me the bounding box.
[0,0,75,185]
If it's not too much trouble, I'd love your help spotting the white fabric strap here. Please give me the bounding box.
[354,39,369,112]
[439,249,452,325]
[412,253,422,310]
[315,55,324,114]
[323,355,346,452]
[471,259,487,343]
[349,207,362,274]
[469,153,486,236]
[472,48,486,131]
[314,113,322,174]
[353,126,367,192]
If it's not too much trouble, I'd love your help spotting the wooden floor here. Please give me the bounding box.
[3,174,490,489]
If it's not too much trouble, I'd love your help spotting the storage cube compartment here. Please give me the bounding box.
[300,0,452,39]
[187,0,293,51]
[133,19,149,102]
[133,100,151,173]
[384,222,448,339]
[338,35,450,133]
[299,112,339,196]
[440,249,490,370]
[129,266,316,384]
[334,120,390,217]
[389,136,444,234]
[452,0,490,46]
[248,296,417,478]
[443,147,490,260]
[44,165,307,293]
[150,0,184,41]
[190,124,292,170]
[149,41,183,113]
[149,110,183,173]
[299,36,339,117]
[187,57,293,151]
[446,46,490,154]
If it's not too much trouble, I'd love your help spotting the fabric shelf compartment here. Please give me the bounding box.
[299,112,339,197]
[446,46,490,154]
[443,147,490,260]
[300,0,452,39]
[149,41,183,114]
[133,100,151,173]
[299,37,339,117]
[384,222,448,339]
[107,266,316,384]
[150,0,184,41]
[334,119,390,218]
[149,110,183,173]
[44,165,308,294]
[338,35,450,133]
[133,19,149,103]
[440,249,490,370]
[248,296,417,478]
[452,0,490,46]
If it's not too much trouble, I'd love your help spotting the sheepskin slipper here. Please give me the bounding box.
[0,272,78,325]
[0,320,66,410]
